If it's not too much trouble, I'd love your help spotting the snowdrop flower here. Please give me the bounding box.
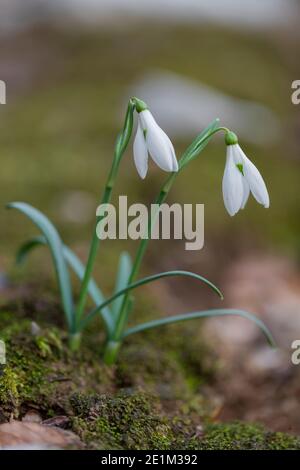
[222,131,270,216]
[133,100,178,179]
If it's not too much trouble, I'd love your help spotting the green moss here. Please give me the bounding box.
[0,367,19,407]
[0,321,57,418]
[34,329,63,358]
[266,432,300,451]
[70,391,173,450]
[197,422,300,451]
[0,315,112,420]
[70,392,300,450]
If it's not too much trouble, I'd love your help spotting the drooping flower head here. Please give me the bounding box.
[222,131,270,216]
[133,98,178,179]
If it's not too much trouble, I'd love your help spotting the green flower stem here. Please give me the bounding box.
[75,99,135,329]
[109,124,230,352]
[74,185,112,328]
[179,126,229,169]
[111,172,177,343]
[128,172,177,281]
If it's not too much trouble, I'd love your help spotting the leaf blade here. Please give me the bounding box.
[111,251,132,321]
[8,202,74,330]
[80,270,223,330]
[15,235,114,335]
[123,308,275,347]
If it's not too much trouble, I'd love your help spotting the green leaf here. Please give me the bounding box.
[179,118,220,169]
[111,251,132,322]
[123,308,275,347]
[80,270,223,330]
[16,236,46,265]
[7,202,74,330]
[16,235,114,335]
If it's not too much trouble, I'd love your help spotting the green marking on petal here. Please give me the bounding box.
[236,163,244,175]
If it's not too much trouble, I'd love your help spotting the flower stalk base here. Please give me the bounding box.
[103,340,121,365]
[68,332,82,352]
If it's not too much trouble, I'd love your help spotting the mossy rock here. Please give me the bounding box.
[115,322,217,399]
[1,310,300,450]
[197,422,300,451]
[0,305,215,417]
[0,312,113,420]
[69,391,300,450]
[70,391,173,450]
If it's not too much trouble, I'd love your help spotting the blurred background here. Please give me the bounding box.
[0,0,300,432]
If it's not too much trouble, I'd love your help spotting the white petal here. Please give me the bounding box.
[231,144,243,165]
[161,130,178,172]
[231,144,249,209]
[171,154,179,172]
[139,109,157,132]
[139,110,175,172]
[237,146,270,208]
[241,178,250,209]
[133,122,148,179]
[222,146,244,216]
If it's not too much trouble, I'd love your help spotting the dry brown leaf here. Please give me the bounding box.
[0,421,82,449]
[42,415,70,429]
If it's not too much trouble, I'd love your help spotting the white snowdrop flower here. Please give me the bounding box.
[222,131,270,216]
[133,100,178,179]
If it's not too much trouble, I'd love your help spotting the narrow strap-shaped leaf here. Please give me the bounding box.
[80,270,223,330]
[62,245,113,333]
[16,236,46,265]
[111,252,132,321]
[179,118,220,169]
[16,236,114,335]
[7,202,74,330]
[123,308,275,346]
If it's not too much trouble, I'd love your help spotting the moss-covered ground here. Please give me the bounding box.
[0,305,299,450]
